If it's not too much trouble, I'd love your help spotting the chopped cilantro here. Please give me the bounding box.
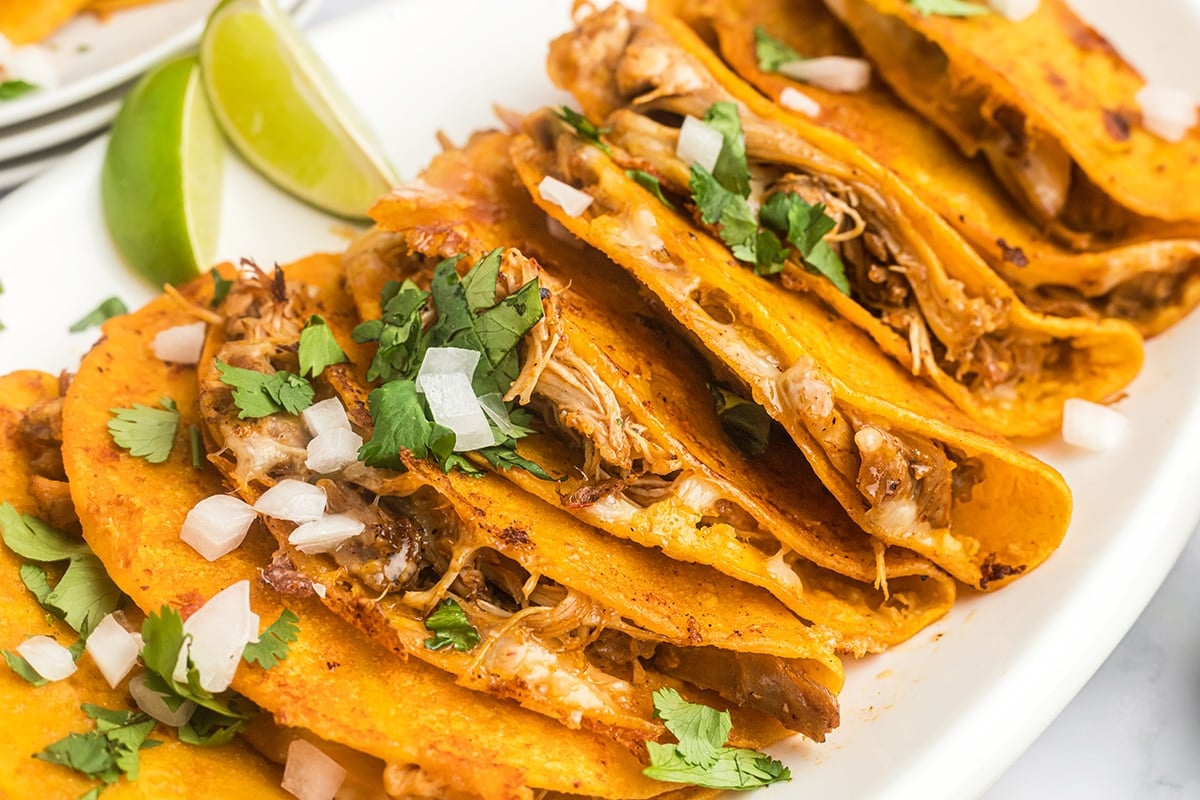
[422,598,481,652]
[626,169,673,206]
[177,706,245,747]
[909,0,990,16]
[216,361,314,419]
[643,688,791,789]
[557,106,611,155]
[209,271,233,308]
[241,609,299,670]
[358,380,431,469]
[107,397,180,463]
[0,79,38,101]
[69,297,128,333]
[754,26,804,72]
[353,280,430,382]
[702,102,751,197]
[0,504,122,635]
[710,386,772,456]
[188,424,203,469]
[298,315,348,377]
[35,705,161,795]
[20,562,53,606]
[759,192,850,292]
[3,649,48,686]
[139,606,245,723]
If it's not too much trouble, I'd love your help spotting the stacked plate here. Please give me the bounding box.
[0,0,319,191]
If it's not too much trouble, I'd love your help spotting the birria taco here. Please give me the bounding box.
[649,0,1200,337]
[366,127,957,655]
[820,0,1200,244]
[542,4,1142,438]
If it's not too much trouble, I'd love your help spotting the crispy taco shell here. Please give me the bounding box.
[544,4,1142,437]
[367,128,957,655]
[0,0,89,45]
[821,0,1200,240]
[653,0,1200,337]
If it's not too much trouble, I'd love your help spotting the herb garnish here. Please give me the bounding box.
[298,314,348,377]
[108,397,180,464]
[754,26,804,72]
[557,106,611,155]
[70,297,129,333]
[422,598,481,652]
[0,80,38,101]
[210,271,233,308]
[643,688,791,790]
[241,608,300,669]
[909,0,990,17]
[216,361,314,419]
[3,649,48,686]
[354,250,552,479]
[687,102,850,292]
[35,705,162,797]
[627,169,673,206]
[710,386,772,456]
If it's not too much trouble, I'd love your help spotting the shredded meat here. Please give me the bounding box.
[260,550,315,598]
[853,424,954,530]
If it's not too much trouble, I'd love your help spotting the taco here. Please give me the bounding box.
[58,270,767,799]
[543,3,1142,438]
[651,0,1200,337]
[821,0,1200,243]
[366,127,957,655]
[0,0,89,45]
[510,103,1073,593]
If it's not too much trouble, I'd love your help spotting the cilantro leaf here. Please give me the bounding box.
[804,239,852,295]
[460,248,502,313]
[422,598,481,652]
[3,649,48,686]
[216,361,314,419]
[354,279,431,382]
[242,609,299,669]
[626,169,673,206]
[19,562,53,607]
[475,444,554,481]
[557,106,611,154]
[298,315,348,378]
[47,557,125,638]
[702,102,751,197]
[107,397,180,464]
[754,26,805,72]
[642,688,791,790]
[210,271,233,308]
[69,297,128,333]
[759,192,850,293]
[359,380,431,469]
[35,705,161,795]
[710,385,772,457]
[0,503,90,562]
[0,79,38,101]
[139,606,245,720]
[909,0,990,16]
[690,163,739,226]
[178,706,246,747]
[473,277,545,379]
[718,197,762,263]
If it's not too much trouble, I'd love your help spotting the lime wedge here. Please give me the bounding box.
[100,55,223,286]
[199,0,398,219]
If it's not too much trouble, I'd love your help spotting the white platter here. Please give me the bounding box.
[0,1,1198,798]
[0,0,315,129]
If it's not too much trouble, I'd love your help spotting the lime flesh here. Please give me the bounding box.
[101,55,224,287]
[200,0,398,219]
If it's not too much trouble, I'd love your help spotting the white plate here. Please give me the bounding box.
[0,83,124,163]
[0,0,316,129]
[0,2,1197,799]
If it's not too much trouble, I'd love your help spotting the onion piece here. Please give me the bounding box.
[254,479,327,523]
[129,672,196,727]
[311,582,327,599]
[1136,84,1197,143]
[85,613,141,688]
[476,393,529,440]
[152,322,206,365]
[415,347,481,393]
[181,494,258,561]
[778,57,871,92]
[538,176,594,218]
[305,428,364,474]
[1062,398,1127,452]
[281,739,347,800]
[288,514,366,555]
[676,115,724,173]
[16,636,76,681]
[172,580,260,693]
[779,87,822,118]
[301,397,352,437]
[989,0,1038,21]
[419,372,495,452]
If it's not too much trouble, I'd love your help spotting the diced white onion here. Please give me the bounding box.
[172,581,260,693]
[676,115,725,173]
[305,428,364,474]
[7,45,58,90]
[16,636,76,681]
[129,672,196,727]
[779,86,822,118]
[1061,398,1127,452]
[476,393,526,440]
[989,0,1038,21]
[254,479,327,523]
[301,397,352,437]
[312,582,327,599]
[180,494,258,562]
[85,614,140,688]
[419,372,495,452]
[151,322,206,365]
[1136,84,1197,143]
[779,57,871,92]
[538,176,594,218]
[281,739,347,800]
[415,347,481,394]
[288,514,366,555]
